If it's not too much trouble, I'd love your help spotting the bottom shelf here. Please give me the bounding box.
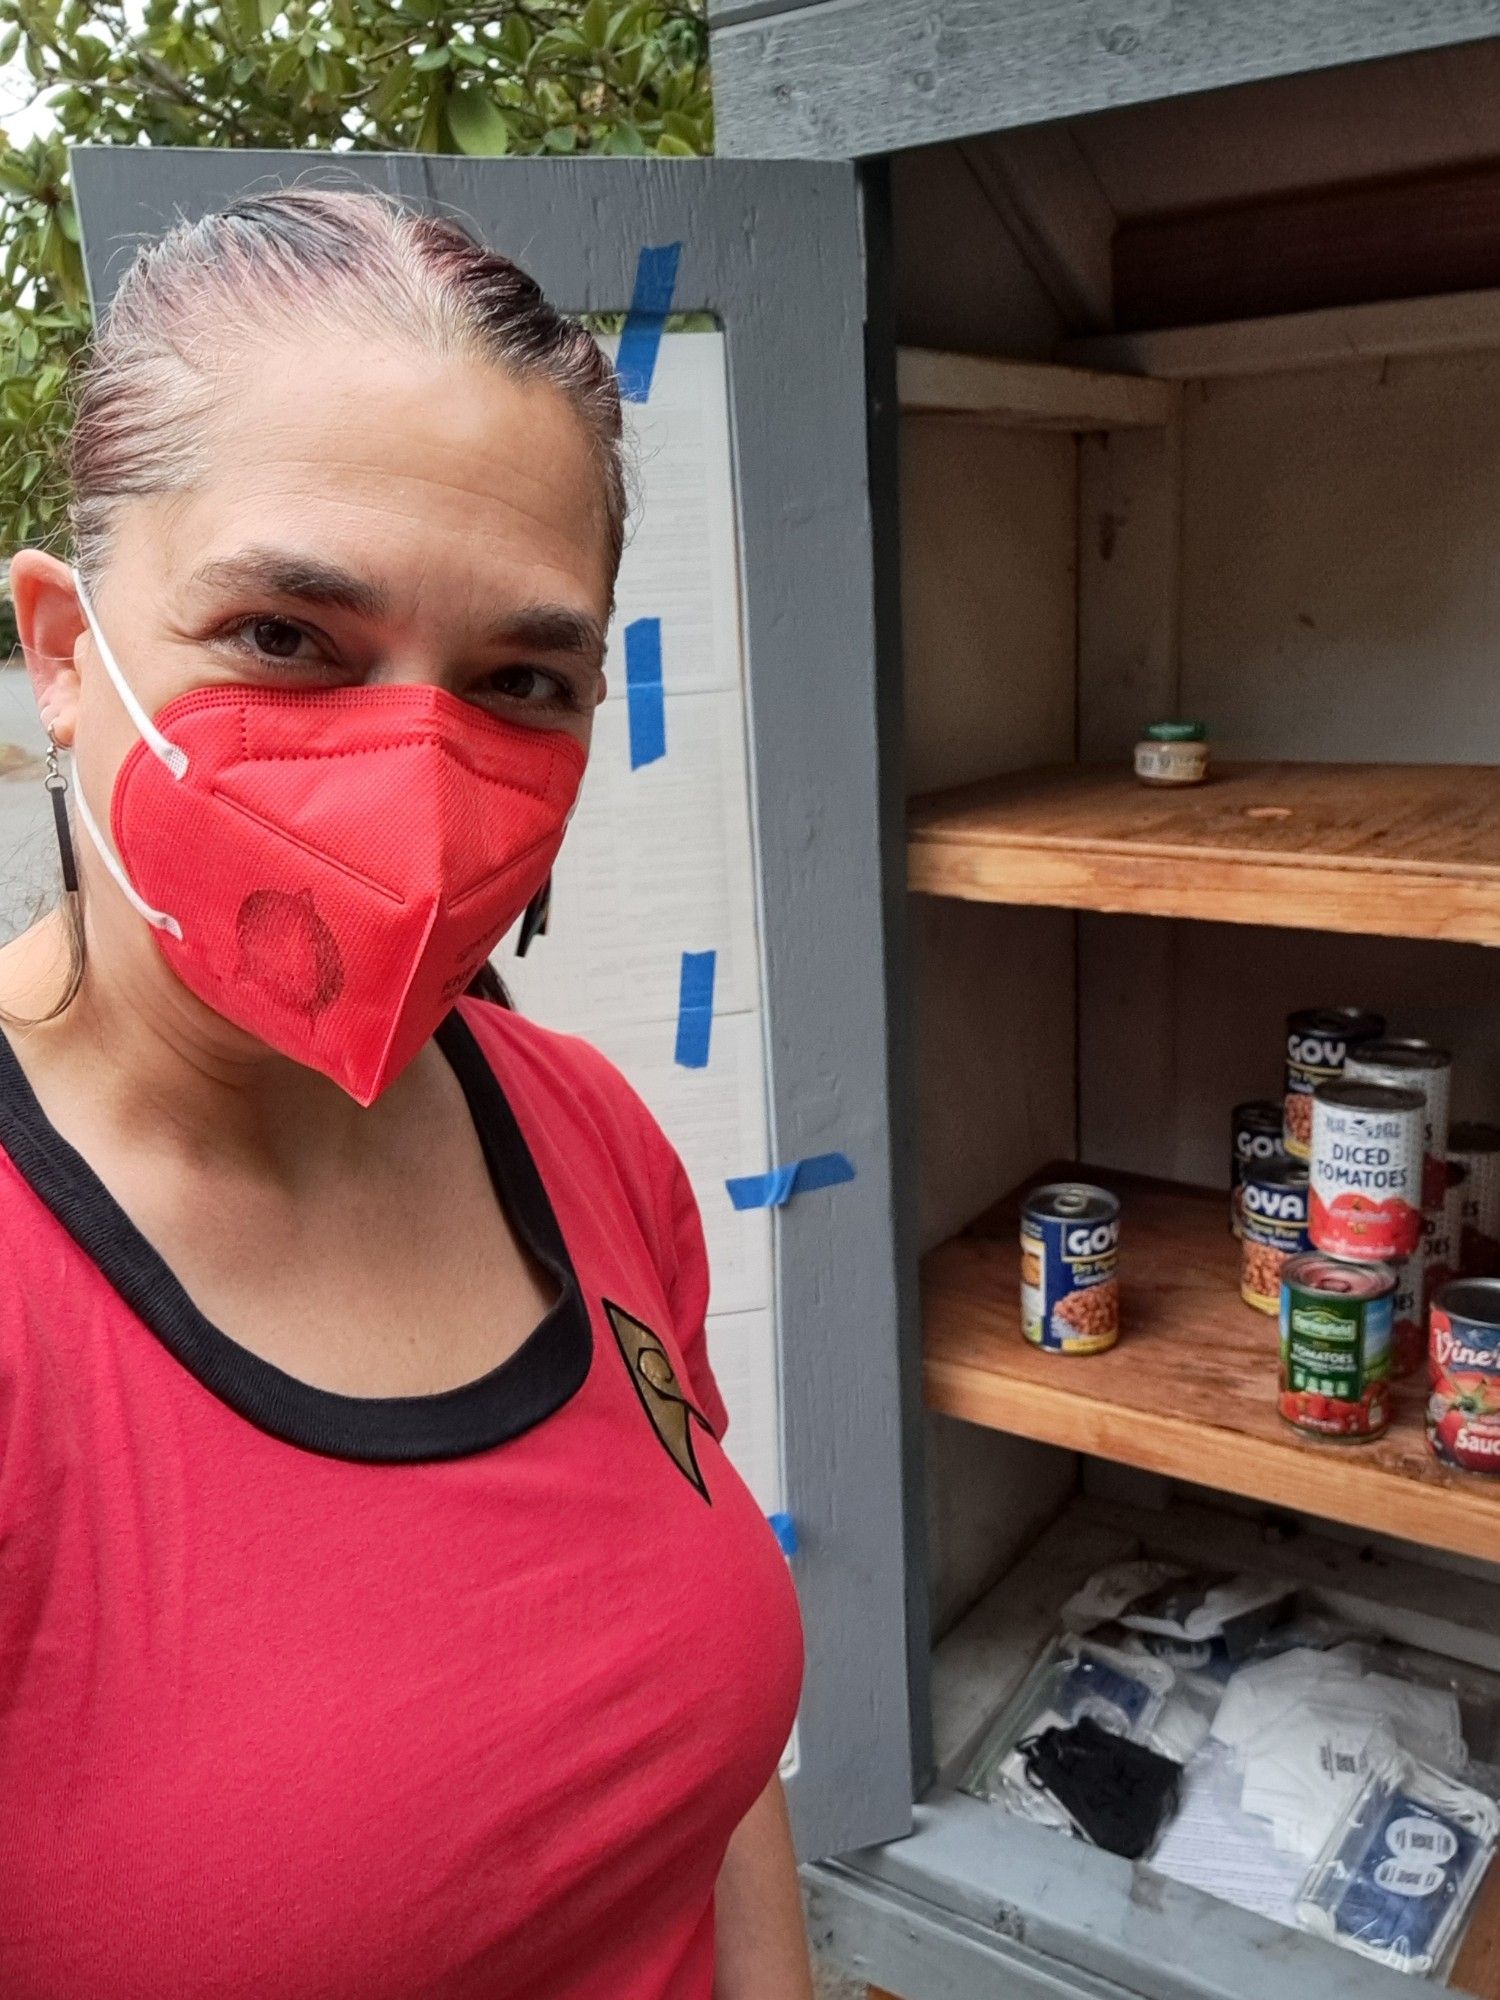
[922,1166,1500,1565]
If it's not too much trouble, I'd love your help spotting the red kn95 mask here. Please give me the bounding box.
[69,567,586,1106]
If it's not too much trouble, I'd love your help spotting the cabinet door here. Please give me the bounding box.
[69,145,914,1860]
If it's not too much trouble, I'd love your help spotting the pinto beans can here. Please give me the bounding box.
[1279,1251,1394,1441]
[1343,1039,1451,1211]
[1449,1123,1500,1277]
[1283,1008,1385,1162]
[1020,1183,1120,1355]
[1231,1100,1284,1237]
[1391,1244,1428,1379]
[1428,1279,1500,1474]
[1240,1157,1310,1315]
[1309,1080,1424,1260]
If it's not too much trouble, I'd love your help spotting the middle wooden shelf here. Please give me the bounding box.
[908,759,1500,945]
[924,1168,1500,1565]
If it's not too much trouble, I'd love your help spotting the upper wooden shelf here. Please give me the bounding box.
[924,1169,1500,1567]
[908,760,1500,946]
[896,346,1177,431]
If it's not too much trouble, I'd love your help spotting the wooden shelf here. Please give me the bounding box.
[896,346,1177,431]
[923,1169,1500,1567]
[908,760,1500,945]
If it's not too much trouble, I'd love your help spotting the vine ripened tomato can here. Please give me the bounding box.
[1231,1100,1284,1237]
[1282,1007,1384,1162]
[1020,1183,1120,1355]
[1449,1123,1500,1277]
[1240,1156,1310,1315]
[1343,1038,1451,1211]
[1390,1243,1428,1379]
[1428,1279,1500,1473]
[1279,1252,1395,1441]
[1309,1080,1424,1260]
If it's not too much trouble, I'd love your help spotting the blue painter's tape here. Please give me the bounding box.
[615,242,682,403]
[674,949,716,1069]
[625,617,665,769]
[725,1151,856,1212]
[767,1511,799,1558]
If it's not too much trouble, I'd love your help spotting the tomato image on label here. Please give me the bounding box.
[1427,1288,1500,1473]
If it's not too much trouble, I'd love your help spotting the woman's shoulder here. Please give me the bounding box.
[453,997,668,1163]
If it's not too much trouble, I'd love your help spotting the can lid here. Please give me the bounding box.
[1434,1277,1500,1321]
[1313,1078,1426,1114]
[1283,1251,1395,1299]
[1233,1099,1284,1125]
[1024,1181,1120,1223]
[1287,1007,1385,1038]
[1144,720,1206,741]
[1244,1155,1307,1188]
[1348,1038,1452,1071]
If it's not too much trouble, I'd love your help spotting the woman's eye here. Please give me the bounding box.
[487,666,573,707]
[231,616,320,663]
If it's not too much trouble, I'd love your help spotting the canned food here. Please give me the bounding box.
[1279,1252,1394,1441]
[1283,1008,1385,1161]
[1449,1123,1500,1277]
[1309,1080,1424,1260]
[1390,1244,1428,1378]
[1240,1157,1310,1315]
[1343,1039,1451,1210]
[1020,1183,1120,1354]
[1429,1279,1500,1473]
[1231,1101,1284,1237]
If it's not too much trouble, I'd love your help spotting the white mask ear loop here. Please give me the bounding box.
[66,566,185,941]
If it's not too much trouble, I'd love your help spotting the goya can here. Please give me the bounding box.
[1279,1252,1394,1441]
[1020,1184,1120,1354]
[1309,1080,1424,1260]
[1283,1007,1384,1162]
[1449,1123,1500,1277]
[1429,1279,1500,1473]
[1240,1157,1310,1315]
[1231,1100,1284,1237]
[1390,1243,1428,1379]
[1343,1039,1451,1210]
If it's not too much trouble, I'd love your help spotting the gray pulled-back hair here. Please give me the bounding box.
[68,179,629,602]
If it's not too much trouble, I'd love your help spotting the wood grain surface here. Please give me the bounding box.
[896,348,1176,431]
[908,762,1500,945]
[923,1167,1500,1566]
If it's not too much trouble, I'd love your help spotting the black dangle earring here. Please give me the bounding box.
[45,730,79,895]
[515,874,552,957]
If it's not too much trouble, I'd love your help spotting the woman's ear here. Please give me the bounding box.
[9,550,84,747]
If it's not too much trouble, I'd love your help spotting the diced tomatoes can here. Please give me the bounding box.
[1279,1251,1394,1441]
[1428,1278,1500,1474]
[1231,1100,1284,1238]
[1020,1183,1120,1355]
[1343,1038,1451,1211]
[1240,1157,1310,1315]
[1449,1122,1500,1278]
[1309,1080,1424,1261]
[1282,1008,1385,1162]
[1390,1243,1428,1379]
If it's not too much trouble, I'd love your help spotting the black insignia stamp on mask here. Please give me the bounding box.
[235,888,345,1017]
[604,1300,713,1502]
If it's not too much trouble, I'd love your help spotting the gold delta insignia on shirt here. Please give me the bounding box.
[604,1300,714,1503]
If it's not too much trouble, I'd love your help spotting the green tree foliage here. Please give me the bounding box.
[0,0,711,598]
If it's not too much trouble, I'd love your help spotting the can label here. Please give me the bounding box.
[1428,1285,1500,1473]
[1450,1127,1500,1277]
[1279,1257,1393,1439]
[1391,1245,1427,1378]
[1021,1190,1119,1354]
[1283,1010,1384,1162]
[1344,1047,1450,1210]
[1309,1088,1423,1260]
[1240,1168,1310,1314]
[1231,1102,1283,1237]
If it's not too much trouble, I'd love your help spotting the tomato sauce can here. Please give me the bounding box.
[1231,1101,1284,1237]
[1240,1157,1310,1315]
[1020,1183,1120,1355]
[1343,1038,1451,1211]
[1428,1279,1500,1473]
[1309,1080,1424,1260]
[1449,1123,1500,1277]
[1279,1252,1394,1441]
[1391,1243,1428,1379]
[1283,1007,1385,1162]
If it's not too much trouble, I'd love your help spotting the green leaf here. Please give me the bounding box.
[413,79,447,151]
[497,13,530,64]
[654,132,694,156]
[599,122,646,155]
[540,123,576,152]
[412,44,450,71]
[446,83,510,156]
[581,0,610,49]
[366,53,413,122]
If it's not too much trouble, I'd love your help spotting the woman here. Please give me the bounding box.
[1,184,810,2000]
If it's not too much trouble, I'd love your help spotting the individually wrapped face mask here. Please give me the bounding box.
[1240,1706,1398,1858]
[1297,1752,1500,1976]
[961,1640,1173,1807]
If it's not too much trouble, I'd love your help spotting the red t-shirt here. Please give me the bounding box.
[0,998,803,1998]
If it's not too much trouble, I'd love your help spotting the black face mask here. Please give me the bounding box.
[1020,1717,1182,1860]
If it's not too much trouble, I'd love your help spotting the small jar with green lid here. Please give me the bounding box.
[1134,720,1209,787]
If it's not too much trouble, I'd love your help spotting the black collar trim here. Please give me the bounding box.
[0,1009,592,1463]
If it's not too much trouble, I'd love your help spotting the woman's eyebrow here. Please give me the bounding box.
[188,549,605,667]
